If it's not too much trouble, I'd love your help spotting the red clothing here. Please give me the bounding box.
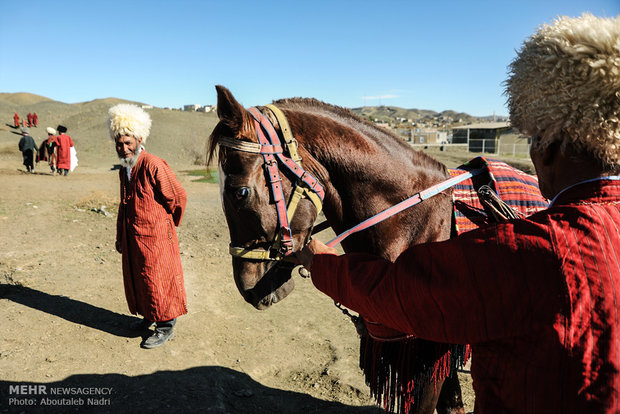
[116,150,188,321]
[312,178,620,413]
[13,113,19,127]
[56,133,74,169]
[32,113,38,127]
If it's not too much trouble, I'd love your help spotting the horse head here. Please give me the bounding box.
[208,85,321,309]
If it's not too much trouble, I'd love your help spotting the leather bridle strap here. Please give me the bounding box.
[247,108,294,256]
[219,106,325,261]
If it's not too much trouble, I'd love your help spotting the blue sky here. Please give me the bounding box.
[1,1,617,116]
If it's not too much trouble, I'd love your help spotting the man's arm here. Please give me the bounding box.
[301,220,560,345]
[153,160,187,226]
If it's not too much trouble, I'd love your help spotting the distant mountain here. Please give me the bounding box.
[0,92,53,106]
[351,105,507,126]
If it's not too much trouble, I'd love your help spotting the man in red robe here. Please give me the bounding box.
[33,112,38,127]
[295,14,620,413]
[26,112,33,127]
[108,103,188,349]
[13,113,19,128]
[55,125,74,176]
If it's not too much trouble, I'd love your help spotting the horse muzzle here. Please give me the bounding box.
[237,260,297,310]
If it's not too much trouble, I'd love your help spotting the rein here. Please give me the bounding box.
[325,168,484,247]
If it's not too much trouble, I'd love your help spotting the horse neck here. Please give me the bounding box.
[293,110,453,255]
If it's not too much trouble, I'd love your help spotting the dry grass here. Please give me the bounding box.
[74,190,118,210]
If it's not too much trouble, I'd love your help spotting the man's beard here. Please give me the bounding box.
[119,146,142,168]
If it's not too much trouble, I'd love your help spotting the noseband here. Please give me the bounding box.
[218,104,325,261]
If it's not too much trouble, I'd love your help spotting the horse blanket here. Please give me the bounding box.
[449,156,549,235]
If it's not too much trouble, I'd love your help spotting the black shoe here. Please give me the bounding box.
[141,329,174,349]
[130,318,153,331]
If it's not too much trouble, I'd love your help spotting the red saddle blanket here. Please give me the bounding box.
[449,156,549,234]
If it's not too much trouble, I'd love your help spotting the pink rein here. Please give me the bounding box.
[325,168,484,248]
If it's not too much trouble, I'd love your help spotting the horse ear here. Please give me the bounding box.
[215,85,246,133]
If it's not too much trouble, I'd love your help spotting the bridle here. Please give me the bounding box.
[217,104,325,261]
[217,104,485,263]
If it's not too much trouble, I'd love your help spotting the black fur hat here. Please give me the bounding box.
[56,125,67,133]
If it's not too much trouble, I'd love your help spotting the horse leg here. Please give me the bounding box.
[410,378,444,414]
[435,367,465,414]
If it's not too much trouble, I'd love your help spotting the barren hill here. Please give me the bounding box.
[0,93,218,170]
[0,92,53,106]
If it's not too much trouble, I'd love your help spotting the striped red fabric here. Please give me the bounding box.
[116,150,188,322]
[449,156,548,234]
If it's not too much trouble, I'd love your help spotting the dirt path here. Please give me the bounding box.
[0,155,474,413]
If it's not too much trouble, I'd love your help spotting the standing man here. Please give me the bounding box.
[296,14,620,413]
[18,128,37,173]
[13,112,19,128]
[55,125,74,176]
[39,127,58,174]
[107,104,188,349]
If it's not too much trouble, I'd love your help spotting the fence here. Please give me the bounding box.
[409,139,530,157]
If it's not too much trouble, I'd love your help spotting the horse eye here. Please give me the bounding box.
[235,187,250,200]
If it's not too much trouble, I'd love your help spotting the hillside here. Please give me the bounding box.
[0,93,218,170]
[351,105,508,126]
[0,92,54,106]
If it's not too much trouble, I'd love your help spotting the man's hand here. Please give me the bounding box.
[115,240,122,254]
[294,239,338,272]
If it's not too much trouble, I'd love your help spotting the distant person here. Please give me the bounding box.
[13,112,19,128]
[26,112,33,127]
[32,112,38,127]
[107,104,188,349]
[18,128,37,173]
[55,125,74,176]
[37,127,58,174]
[295,14,620,413]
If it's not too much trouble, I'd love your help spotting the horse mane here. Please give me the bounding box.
[207,96,448,177]
[272,97,448,174]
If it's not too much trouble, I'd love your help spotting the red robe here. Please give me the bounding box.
[13,113,19,127]
[116,150,188,321]
[56,133,74,169]
[312,178,620,413]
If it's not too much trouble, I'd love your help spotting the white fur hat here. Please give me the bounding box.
[505,13,620,170]
[46,127,56,135]
[107,104,152,141]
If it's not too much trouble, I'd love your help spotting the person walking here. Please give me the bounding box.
[18,128,37,173]
[13,112,19,128]
[295,14,620,414]
[32,112,38,127]
[107,104,188,349]
[38,127,58,174]
[55,125,74,176]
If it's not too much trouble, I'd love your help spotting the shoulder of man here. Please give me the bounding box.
[142,151,171,168]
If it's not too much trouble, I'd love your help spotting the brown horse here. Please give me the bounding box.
[207,85,545,413]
